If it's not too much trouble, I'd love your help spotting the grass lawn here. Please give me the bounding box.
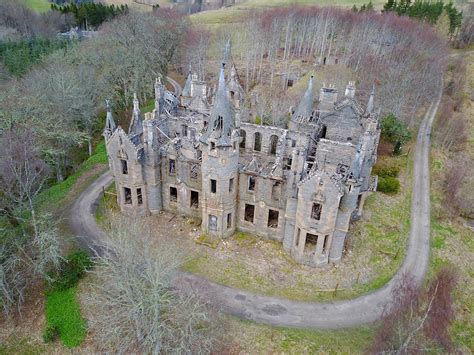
[44,287,86,348]
[22,0,51,13]
[183,152,412,302]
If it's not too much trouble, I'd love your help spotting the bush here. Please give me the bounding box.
[381,113,411,155]
[377,176,400,194]
[49,250,92,291]
[372,165,400,178]
[43,325,60,343]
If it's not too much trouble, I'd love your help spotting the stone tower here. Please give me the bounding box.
[200,64,240,238]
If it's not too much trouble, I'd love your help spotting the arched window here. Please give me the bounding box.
[269,135,278,155]
[254,132,261,152]
[320,125,327,139]
[240,129,246,148]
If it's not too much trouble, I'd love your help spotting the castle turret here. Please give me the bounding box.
[154,76,165,117]
[366,84,375,114]
[200,64,240,238]
[129,93,143,144]
[103,99,116,141]
[293,75,314,119]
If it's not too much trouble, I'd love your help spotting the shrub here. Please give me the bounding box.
[49,250,92,291]
[377,176,400,194]
[372,165,400,178]
[43,325,60,343]
[381,113,411,155]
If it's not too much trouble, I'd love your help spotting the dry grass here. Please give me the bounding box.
[429,52,474,352]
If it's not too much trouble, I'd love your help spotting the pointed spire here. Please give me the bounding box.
[129,93,143,138]
[366,84,375,114]
[155,76,164,115]
[230,64,237,80]
[293,75,314,119]
[104,99,116,137]
[200,63,234,146]
[182,65,192,97]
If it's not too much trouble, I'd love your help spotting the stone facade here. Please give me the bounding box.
[104,65,380,267]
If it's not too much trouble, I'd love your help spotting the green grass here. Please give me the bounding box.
[228,317,375,353]
[45,287,86,348]
[36,141,107,211]
[22,0,51,13]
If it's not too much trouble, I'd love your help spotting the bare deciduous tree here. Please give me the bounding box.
[85,214,224,354]
[369,268,458,354]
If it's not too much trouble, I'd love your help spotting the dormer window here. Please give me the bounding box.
[210,142,216,150]
[311,203,322,220]
[215,116,223,131]
[169,159,176,175]
[121,160,128,175]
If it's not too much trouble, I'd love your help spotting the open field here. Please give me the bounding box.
[429,51,474,351]
[191,0,386,26]
[21,0,50,12]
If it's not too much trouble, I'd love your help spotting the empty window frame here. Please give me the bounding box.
[296,228,301,247]
[124,187,132,205]
[169,159,176,175]
[244,204,255,223]
[121,160,128,175]
[305,233,318,254]
[210,141,216,150]
[253,132,261,151]
[229,177,234,193]
[268,209,279,228]
[210,179,217,193]
[269,135,278,155]
[190,190,199,208]
[190,163,199,180]
[311,203,322,220]
[227,213,232,229]
[209,214,217,231]
[248,176,256,191]
[240,129,246,148]
[137,188,143,205]
[170,186,177,202]
[182,125,188,137]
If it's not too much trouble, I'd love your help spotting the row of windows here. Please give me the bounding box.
[244,203,280,228]
[239,130,297,155]
[169,186,199,208]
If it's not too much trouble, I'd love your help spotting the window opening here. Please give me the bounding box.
[210,179,217,193]
[190,164,198,180]
[124,187,132,205]
[248,176,255,191]
[322,235,329,254]
[209,215,217,231]
[270,135,278,155]
[227,213,232,229]
[311,203,322,220]
[229,178,234,192]
[268,209,279,228]
[305,233,318,254]
[190,190,199,208]
[169,159,176,175]
[240,129,246,148]
[244,204,255,223]
[137,188,143,205]
[254,132,261,151]
[170,186,177,202]
[121,160,128,175]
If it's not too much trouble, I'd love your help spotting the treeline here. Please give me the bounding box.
[224,7,447,126]
[0,38,69,76]
[383,0,463,37]
[0,9,187,316]
[50,2,128,29]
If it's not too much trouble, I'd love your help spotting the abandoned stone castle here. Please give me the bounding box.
[103,64,380,267]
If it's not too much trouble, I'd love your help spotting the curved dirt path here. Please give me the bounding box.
[68,76,442,329]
